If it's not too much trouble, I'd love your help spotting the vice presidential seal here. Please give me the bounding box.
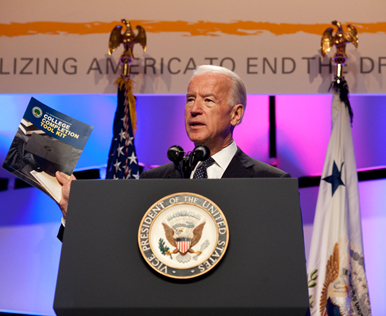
[138,192,229,279]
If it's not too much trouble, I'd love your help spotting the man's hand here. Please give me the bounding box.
[56,171,76,220]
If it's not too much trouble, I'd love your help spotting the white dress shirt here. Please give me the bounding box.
[191,141,237,179]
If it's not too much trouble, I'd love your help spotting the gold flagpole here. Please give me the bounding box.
[108,19,146,135]
[106,19,146,179]
[321,20,358,122]
[321,20,358,84]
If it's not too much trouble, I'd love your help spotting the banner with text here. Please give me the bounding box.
[1,0,385,94]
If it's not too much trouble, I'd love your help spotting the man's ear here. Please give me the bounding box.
[230,104,244,126]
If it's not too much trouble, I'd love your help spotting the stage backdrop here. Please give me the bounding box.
[1,0,386,94]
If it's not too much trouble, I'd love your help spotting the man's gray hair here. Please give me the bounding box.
[191,65,247,110]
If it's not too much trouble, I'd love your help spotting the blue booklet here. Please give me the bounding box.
[2,97,93,202]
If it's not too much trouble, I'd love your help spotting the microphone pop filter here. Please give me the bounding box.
[167,145,185,165]
[189,145,210,169]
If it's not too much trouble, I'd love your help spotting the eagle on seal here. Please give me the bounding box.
[162,221,206,263]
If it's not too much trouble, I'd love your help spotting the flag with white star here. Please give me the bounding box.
[106,85,139,180]
[307,83,371,316]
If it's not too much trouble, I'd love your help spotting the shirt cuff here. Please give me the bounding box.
[61,216,66,227]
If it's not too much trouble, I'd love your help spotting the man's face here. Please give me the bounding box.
[185,72,242,155]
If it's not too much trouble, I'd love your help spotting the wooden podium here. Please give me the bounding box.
[54,178,309,315]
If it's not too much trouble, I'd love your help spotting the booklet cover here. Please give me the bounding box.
[2,97,93,203]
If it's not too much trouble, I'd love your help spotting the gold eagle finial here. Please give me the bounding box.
[321,20,358,58]
[109,19,146,57]
[321,21,358,83]
[108,19,146,76]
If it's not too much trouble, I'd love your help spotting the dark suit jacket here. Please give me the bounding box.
[140,147,290,179]
[57,147,289,241]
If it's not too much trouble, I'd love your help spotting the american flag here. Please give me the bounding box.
[106,82,139,179]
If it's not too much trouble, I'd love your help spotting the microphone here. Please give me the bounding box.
[167,145,185,166]
[189,145,210,170]
[167,145,186,178]
[166,144,210,178]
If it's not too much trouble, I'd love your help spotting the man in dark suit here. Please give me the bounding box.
[140,65,289,180]
[56,65,289,240]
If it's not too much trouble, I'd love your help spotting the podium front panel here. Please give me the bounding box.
[54,178,309,316]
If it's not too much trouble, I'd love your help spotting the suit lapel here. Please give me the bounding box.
[222,147,254,178]
[167,161,183,178]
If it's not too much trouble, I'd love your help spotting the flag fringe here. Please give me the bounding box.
[114,76,137,134]
[329,79,354,124]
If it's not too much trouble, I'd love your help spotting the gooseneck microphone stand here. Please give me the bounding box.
[167,144,210,178]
